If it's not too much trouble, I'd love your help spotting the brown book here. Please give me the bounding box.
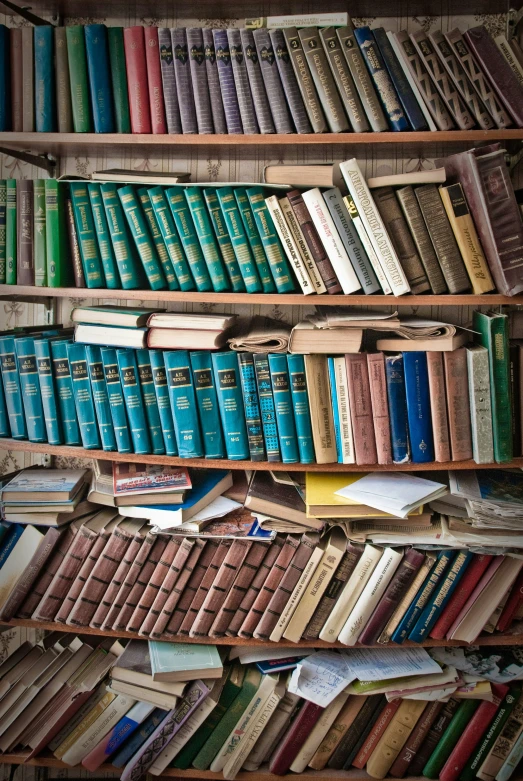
[65,197,86,288]
[304,354,337,464]
[17,180,34,285]
[319,26,369,134]
[426,351,452,462]
[178,540,232,636]
[408,698,460,775]
[351,699,402,769]
[139,537,195,637]
[10,28,22,132]
[396,186,447,294]
[125,537,182,634]
[111,535,168,632]
[389,700,445,778]
[54,27,73,132]
[21,27,34,132]
[346,353,377,466]
[444,347,473,461]
[367,352,393,466]
[309,695,367,770]
[245,471,316,528]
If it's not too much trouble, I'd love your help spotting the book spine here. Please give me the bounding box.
[100,347,132,454]
[201,28,227,134]
[328,356,342,462]
[389,701,445,778]
[69,182,105,288]
[345,352,377,465]
[148,186,194,291]
[17,525,77,618]
[235,188,276,292]
[67,342,101,449]
[237,352,265,461]
[240,28,275,134]
[211,351,250,460]
[123,27,152,133]
[139,537,195,637]
[33,180,47,287]
[367,352,392,465]
[286,354,315,464]
[9,28,22,132]
[34,26,54,132]
[366,701,427,778]
[229,536,284,637]
[15,336,47,442]
[335,695,389,769]
[336,24,388,132]
[106,533,161,631]
[253,28,294,134]
[0,181,6,284]
[117,348,152,454]
[169,28,197,134]
[119,185,167,290]
[184,187,229,291]
[252,352,280,462]
[320,26,371,132]
[408,698,461,776]
[164,349,204,458]
[22,27,34,131]
[84,24,115,133]
[82,701,156,770]
[137,187,178,290]
[99,183,141,290]
[385,353,410,464]
[270,704,324,775]
[211,28,242,134]
[111,709,166,768]
[268,353,299,463]
[0,26,10,132]
[444,347,473,461]
[50,340,81,445]
[136,348,165,455]
[343,197,392,293]
[16,179,34,285]
[107,28,131,133]
[396,185,447,294]
[189,350,225,459]
[0,358,9,437]
[144,27,167,134]
[304,354,337,464]
[282,27,327,133]
[263,194,313,294]
[332,354,355,464]
[227,28,259,134]
[65,197,85,288]
[5,179,16,284]
[278,196,325,293]
[466,346,494,464]
[269,28,312,133]
[126,537,180,633]
[87,183,120,289]
[178,541,230,635]
[426,351,451,462]
[245,186,295,292]
[66,26,92,132]
[157,27,181,135]
[477,311,512,463]
[0,336,26,438]
[430,553,492,640]
[164,539,219,636]
[184,28,214,134]
[34,339,62,445]
[214,187,263,292]
[148,349,177,456]
[166,188,213,291]
[200,189,243,292]
[403,351,434,463]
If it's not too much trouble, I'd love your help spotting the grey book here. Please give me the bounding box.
[54,27,73,133]
[320,27,369,133]
[202,29,227,135]
[466,345,494,464]
[240,28,275,134]
[253,28,294,134]
[21,27,34,132]
[171,28,198,134]
[283,27,327,133]
[227,28,259,134]
[298,27,350,133]
[269,29,312,134]
[213,28,243,134]
[336,24,388,132]
[158,28,182,134]
[187,28,214,134]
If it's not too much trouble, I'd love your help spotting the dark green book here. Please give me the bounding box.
[0,180,6,284]
[45,181,71,287]
[69,182,105,288]
[423,700,480,779]
[33,179,47,287]
[66,25,92,132]
[87,182,120,289]
[107,27,131,133]
[148,186,195,292]
[100,182,142,289]
[166,188,213,292]
[217,187,262,293]
[203,189,245,292]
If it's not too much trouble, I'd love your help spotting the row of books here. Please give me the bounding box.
[2,15,523,136]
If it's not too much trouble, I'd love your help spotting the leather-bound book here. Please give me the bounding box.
[408,697,461,776]
[320,26,369,133]
[16,180,34,285]
[144,27,167,134]
[123,26,152,133]
[346,353,378,465]
[341,695,388,768]
[298,26,350,132]
[65,197,86,288]
[367,352,393,465]
[213,28,243,134]
[270,28,312,134]
[444,347,473,461]
[158,28,182,134]
[269,700,325,775]
[240,28,275,134]
[111,535,168,632]
[54,27,73,132]
[101,531,157,631]
[366,700,426,778]
[125,537,181,633]
[309,696,367,770]
[177,540,231,635]
[426,352,451,462]
[139,537,195,637]
[253,28,294,134]
[389,701,445,778]
[202,28,227,134]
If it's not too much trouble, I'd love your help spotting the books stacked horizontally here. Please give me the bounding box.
[88,461,192,507]
[0,467,93,526]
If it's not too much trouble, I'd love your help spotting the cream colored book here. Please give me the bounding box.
[377,552,435,644]
[342,193,392,294]
[366,700,426,779]
[304,354,337,464]
[338,547,404,646]
[0,525,44,609]
[289,692,349,773]
[61,693,136,766]
[264,195,314,294]
[334,356,355,464]
[319,544,382,642]
[243,689,300,771]
[495,34,523,84]
[54,686,117,759]
[0,646,43,702]
[0,647,59,730]
[278,197,326,293]
[108,679,178,710]
[269,545,324,643]
[309,695,367,771]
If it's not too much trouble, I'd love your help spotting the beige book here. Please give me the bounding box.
[366,700,426,779]
[289,692,349,773]
[377,552,435,644]
[0,646,59,728]
[269,545,324,643]
[108,679,178,710]
[334,356,356,464]
[495,34,523,84]
[243,689,300,771]
[54,687,116,759]
[61,694,136,766]
[376,331,470,352]
[309,695,367,770]
[0,646,43,701]
[279,196,326,293]
[150,694,219,775]
[0,526,44,609]
[304,354,337,464]
[111,666,185,696]
[265,195,314,294]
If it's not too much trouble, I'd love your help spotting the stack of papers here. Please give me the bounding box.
[335,473,448,518]
[450,470,523,529]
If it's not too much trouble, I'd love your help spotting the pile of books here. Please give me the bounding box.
[0,467,93,526]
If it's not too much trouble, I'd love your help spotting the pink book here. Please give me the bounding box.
[125,538,181,633]
[346,352,378,465]
[139,537,195,637]
[101,531,157,631]
[427,352,451,462]
[112,536,168,632]
[444,347,473,461]
[123,26,152,133]
[447,555,505,637]
[367,352,393,465]
[144,27,167,134]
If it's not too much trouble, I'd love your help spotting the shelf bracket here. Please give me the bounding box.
[0,147,56,177]
[507,6,523,39]
[0,0,53,25]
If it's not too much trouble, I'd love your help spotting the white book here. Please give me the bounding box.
[149,696,218,775]
[338,547,404,646]
[290,692,349,773]
[343,192,392,293]
[243,690,300,771]
[386,31,438,132]
[466,346,494,464]
[0,525,43,609]
[268,546,324,643]
[334,356,355,464]
[264,195,314,294]
[319,544,382,642]
[339,159,411,295]
[278,197,326,293]
[246,13,348,28]
[301,188,361,294]
[61,694,136,766]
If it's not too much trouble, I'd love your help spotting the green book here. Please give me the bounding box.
[107,27,131,133]
[423,699,480,779]
[246,186,296,293]
[65,25,92,132]
[45,180,70,287]
[149,641,222,679]
[148,186,194,291]
[184,187,230,292]
[0,180,6,284]
[69,183,105,288]
[118,185,167,291]
[6,179,16,285]
[473,310,512,463]
[217,187,262,293]
[166,188,213,292]
[33,180,47,287]
[137,187,178,290]
[235,188,275,293]
[87,183,120,288]
[203,189,245,292]
[100,183,142,289]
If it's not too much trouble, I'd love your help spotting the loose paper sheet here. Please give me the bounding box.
[288,652,356,707]
[342,647,442,682]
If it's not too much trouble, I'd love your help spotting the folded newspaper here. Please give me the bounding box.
[310,309,468,340]
[227,316,291,353]
[449,470,523,529]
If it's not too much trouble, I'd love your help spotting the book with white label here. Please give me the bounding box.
[333,356,356,464]
[342,193,391,294]
[278,197,326,293]
[264,195,313,294]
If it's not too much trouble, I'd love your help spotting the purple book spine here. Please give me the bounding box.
[227,28,259,134]
[240,28,275,134]
[186,27,214,134]
[213,28,243,134]
[202,28,227,134]
[171,28,198,133]
[253,28,294,133]
[269,28,312,133]
[158,28,182,133]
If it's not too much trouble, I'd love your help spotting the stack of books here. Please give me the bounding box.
[0,467,92,526]
[88,461,192,507]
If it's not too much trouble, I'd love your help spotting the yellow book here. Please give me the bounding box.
[54,687,116,759]
[305,473,424,519]
[366,700,426,779]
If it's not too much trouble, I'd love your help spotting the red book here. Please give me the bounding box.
[123,26,152,133]
[269,701,324,775]
[352,699,401,769]
[430,553,493,639]
[497,567,523,632]
[144,27,167,134]
[345,353,377,465]
[367,352,393,465]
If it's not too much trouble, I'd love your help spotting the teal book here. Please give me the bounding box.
[286,357,314,464]
[238,352,265,461]
[0,336,25,438]
[14,337,46,443]
[116,349,151,455]
[253,353,280,462]
[184,188,230,292]
[87,183,120,288]
[136,348,166,456]
[137,188,178,291]
[86,345,117,452]
[217,187,262,293]
[189,351,225,459]
[0,359,10,437]
[0,525,25,570]
[34,338,63,445]
[149,349,177,456]
[69,182,105,288]
[118,185,167,291]
[67,342,101,449]
[166,188,213,292]
[203,189,245,292]
[268,353,299,464]
[149,641,222,677]
[235,188,275,293]
[33,180,47,286]
[0,180,6,284]
[50,340,81,445]
[148,187,195,292]
[164,350,204,459]
[107,28,131,133]
[211,351,249,460]
[100,183,142,289]
[100,347,132,454]
[246,186,296,293]
[328,356,342,463]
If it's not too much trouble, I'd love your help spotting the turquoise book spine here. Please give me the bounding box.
[246,186,296,293]
[69,182,105,288]
[34,338,63,445]
[0,335,26,439]
[287,356,314,464]
[217,187,262,293]
[164,350,204,458]
[166,188,213,292]
[50,340,81,445]
[189,350,225,459]
[328,356,342,463]
[100,347,132,454]
[211,351,250,460]
[235,188,276,293]
[100,183,142,289]
[118,185,167,291]
[137,188,178,291]
[116,348,151,455]
[87,183,120,289]
[148,187,195,292]
[184,188,230,292]
[238,352,265,461]
[149,349,177,456]
[86,345,117,452]
[14,337,46,443]
[67,342,101,449]
[253,353,280,462]
[0,358,10,437]
[203,189,245,292]
[136,348,166,456]
[268,353,299,464]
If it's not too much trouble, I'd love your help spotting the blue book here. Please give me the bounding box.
[100,347,132,454]
[0,26,10,131]
[0,335,27,439]
[86,345,117,452]
[50,340,81,446]
[211,352,249,460]
[136,349,165,456]
[92,702,154,761]
[111,708,166,768]
[403,352,434,463]
[268,353,299,464]
[385,354,410,464]
[164,350,203,458]
[116,349,151,455]
[87,183,120,289]
[132,470,231,517]
[15,337,47,443]
[353,27,410,132]
[67,342,101,450]
[212,29,243,134]
[253,353,280,462]
[0,524,24,570]
[238,352,265,461]
[0,363,10,437]
[286,355,315,465]
[84,24,115,133]
[189,351,225,459]
[149,350,177,457]
[35,338,63,445]
[328,357,342,463]
[34,26,56,132]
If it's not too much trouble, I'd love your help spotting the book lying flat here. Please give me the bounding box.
[1,469,88,502]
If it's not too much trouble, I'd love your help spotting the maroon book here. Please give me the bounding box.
[177,540,232,636]
[269,701,325,775]
[125,538,181,634]
[139,537,195,637]
[112,536,168,631]
[101,531,157,631]
[123,26,152,133]
[144,27,167,134]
